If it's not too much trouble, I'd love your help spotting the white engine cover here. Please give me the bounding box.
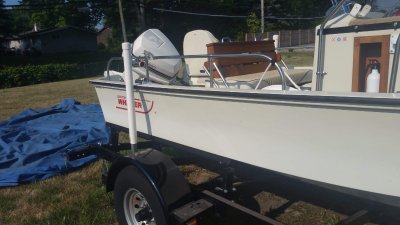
[132,29,182,84]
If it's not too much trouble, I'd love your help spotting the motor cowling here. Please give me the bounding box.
[132,29,182,84]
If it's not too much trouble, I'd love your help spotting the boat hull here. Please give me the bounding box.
[92,80,400,207]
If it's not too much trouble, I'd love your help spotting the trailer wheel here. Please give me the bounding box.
[114,166,167,225]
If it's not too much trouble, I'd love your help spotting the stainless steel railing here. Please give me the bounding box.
[106,57,123,80]
[389,35,400,93]
[106,52,287,90]
[145,52,287,90]
[315,0,347,91]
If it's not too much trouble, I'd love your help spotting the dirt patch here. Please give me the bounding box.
[178,164,395,225]
[179,164,219,185]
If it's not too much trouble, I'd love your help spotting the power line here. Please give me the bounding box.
[3,1,104,9]
[153,7,247,18]
[153,8,324,20]
[4,3,325,20]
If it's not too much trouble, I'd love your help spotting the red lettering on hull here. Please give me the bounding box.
[118,98,127,106]
[116,96,153,114]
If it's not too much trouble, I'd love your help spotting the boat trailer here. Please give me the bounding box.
[68,124,377,225]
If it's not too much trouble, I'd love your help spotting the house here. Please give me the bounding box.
[97,27,112,48]
[3,26,97,55]
[0,35,6,54]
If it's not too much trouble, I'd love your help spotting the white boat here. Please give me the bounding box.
[91,1,400,208]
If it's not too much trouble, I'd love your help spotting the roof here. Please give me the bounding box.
[17,26,96,39]
[97,27,112,34]
[2,35,22,41]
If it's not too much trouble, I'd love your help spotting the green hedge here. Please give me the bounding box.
[0,64,83,88]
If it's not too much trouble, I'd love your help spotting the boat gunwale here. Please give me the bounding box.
[90,79,400,108]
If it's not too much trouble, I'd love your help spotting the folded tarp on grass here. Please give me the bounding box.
[0,99,110,187]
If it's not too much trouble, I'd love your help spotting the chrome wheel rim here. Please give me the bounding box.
[123,188,155,225]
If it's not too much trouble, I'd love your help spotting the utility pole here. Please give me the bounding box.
[138,0,146,32]
[118,0,127,42]
[261,0,264,34]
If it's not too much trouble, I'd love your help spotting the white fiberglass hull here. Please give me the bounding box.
[92,80,400,207]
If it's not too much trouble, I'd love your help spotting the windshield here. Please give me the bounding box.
[370,0,400,16]
[328,0,400,18]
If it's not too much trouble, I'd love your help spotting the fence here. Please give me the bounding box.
[245,29,315,48]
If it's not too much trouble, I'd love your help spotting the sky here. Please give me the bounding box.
[5,0,20,6]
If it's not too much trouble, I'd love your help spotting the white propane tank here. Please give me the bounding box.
[132,29,182,84]
[366,63,380,93]
[273,35,280,50]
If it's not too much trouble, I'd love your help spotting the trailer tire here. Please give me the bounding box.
[114,165,168,225]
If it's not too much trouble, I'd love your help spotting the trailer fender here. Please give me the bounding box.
[106,149,192,211]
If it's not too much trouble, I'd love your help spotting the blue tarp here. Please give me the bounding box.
[0,99,110,187]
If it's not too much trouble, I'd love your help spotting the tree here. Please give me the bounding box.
[0,0,12,36]
[287,0,333,28]
[9,8,31,34]
[263,0,333,30]
[94,0,334,49]
[17,0,102,30]
[246,12,261,33]
[94,0,141,48]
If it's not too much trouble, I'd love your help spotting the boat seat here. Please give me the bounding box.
[206,69,312,89]
[102,70,125,82]
[183,30,219,86]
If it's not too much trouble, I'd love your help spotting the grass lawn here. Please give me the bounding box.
[0,78,99,121]
[0,51,314,225]
[280,51,315,67]
[0,77,118,225]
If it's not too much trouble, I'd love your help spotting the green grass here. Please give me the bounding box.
[0,77,99,121]
[280,51,314,67]
[0,77,118,225]
[0,162,117,225]
[0,51,315,225]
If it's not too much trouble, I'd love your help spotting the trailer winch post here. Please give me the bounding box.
[122,42,138,155]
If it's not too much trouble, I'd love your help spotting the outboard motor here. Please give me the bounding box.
[132,29,182,84]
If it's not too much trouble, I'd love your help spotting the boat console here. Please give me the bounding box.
[313,0,400,93]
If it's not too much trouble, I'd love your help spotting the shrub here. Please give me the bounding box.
[0,64,78,88]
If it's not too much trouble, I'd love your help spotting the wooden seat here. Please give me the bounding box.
[205,41,277,78]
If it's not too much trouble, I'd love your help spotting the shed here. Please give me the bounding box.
[97,27,112,48]
[5,26,97,54]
